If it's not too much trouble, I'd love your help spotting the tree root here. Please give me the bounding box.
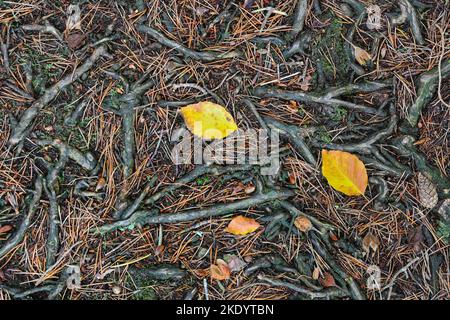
[22,22,64,42]
[95,188,294,234]
[290,0,308,39]
[0,176,43,260]
[392,135,450,195]
[390,0,424,45]
[310,233,366,300]
[257,275,348,299]
[137,25,240,62]
[406,59,450,127]
[34,139,97,172]
[43,143,68,269]
[254,86,385,116]
[8,46,108,146]
[263,116,316,165]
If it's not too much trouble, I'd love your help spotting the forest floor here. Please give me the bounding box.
[0,0,449,300]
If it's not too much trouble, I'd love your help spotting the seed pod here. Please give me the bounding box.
[417,172,438,209]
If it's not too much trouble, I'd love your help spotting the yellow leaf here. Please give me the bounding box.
[210,259,231,280]
[294,216,312,232]
[353,45,372,66]
[321,150,368,196]
[180,101,238,139]
[225,215,260,235]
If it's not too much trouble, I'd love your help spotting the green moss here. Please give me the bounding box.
[312,16,351,85]
[436,220,450,245]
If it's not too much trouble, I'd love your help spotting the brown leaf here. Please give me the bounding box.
[223,254,247,273]
[353,45,372,66]
[210,259,231,280]
[294,216,312,232]
[319,272,336,287]
[154,244,165,256]
[288,172,296,185]
[225,216,260,235]
[407,226,423,252]
[0,225,13,234]
[362,233,380,257]
[288,100,299,112]
[95,177,107,191]
[244,183,256,194]
[329,232,339,241]
[66,32,86,50]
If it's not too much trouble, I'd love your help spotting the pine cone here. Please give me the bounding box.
[417,172,438,209]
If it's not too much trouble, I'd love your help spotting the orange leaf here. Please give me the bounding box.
[225,215,260,235]
[210,259,231,281]
[321,149,368,196]
[319,272,336,287]
[294,216,312,232]
[0,225,13,234]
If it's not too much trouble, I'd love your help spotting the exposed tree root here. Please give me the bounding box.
[0,176,43,260]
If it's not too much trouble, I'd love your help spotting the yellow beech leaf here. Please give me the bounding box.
[210,259,231,281]
[353,45,372,66]
[180,101,238,139]
[321,149,368,196]
[225,215,260,235]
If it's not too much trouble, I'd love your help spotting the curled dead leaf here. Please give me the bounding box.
[312,267,320,280]
[210,259,231,280]
[353,45,372,66]
[244,183,256,194]
[362,233,380,257]
[319,272,336,287]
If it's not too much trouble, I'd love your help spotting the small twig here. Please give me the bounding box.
[382,257,420,300]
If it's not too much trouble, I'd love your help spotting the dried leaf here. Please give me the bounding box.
[329,232,339,241]
[362,233,380,257]
[321,150,368,196]
[95,177,107,191]
[288,100,299,112]
[225,215,260,235]
[353,45,372,66]
[65,5,82,32]
[312,267,320,280]
[288,172,296,185]
[223,254,247,273]
[294,216,312,232]
[210,259,231,280]
[417,172,438,209]
[0,225,13,234]
[244,183,256,194]
[66,32,86,50]
[407,226,423,252]
[180,101,238,140]
[154,244,165,256]
[319,272,336,287]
